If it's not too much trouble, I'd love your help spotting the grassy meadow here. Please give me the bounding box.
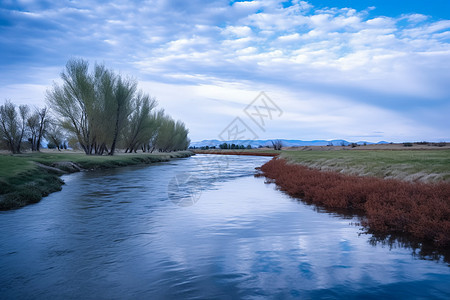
[281,149,450,182]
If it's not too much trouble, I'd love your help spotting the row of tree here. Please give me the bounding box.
[218,143,252,149]
[0,59,190,155]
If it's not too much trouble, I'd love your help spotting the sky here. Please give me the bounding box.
[0,0,449,143]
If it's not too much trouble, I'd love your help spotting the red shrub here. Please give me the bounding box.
[260,158,450,248]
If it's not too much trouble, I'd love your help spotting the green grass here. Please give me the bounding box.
[280,149,450,182]
[0,151,193,210]
[0,155,37,178]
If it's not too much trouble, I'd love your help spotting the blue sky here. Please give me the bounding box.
[1,0,449,142]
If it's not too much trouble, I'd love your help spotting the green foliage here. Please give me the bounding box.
[218,143,252,149]
[47,59,190,155]
[151,112,190,152]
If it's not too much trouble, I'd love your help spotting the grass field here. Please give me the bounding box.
[280,149,450,182]
[0,151,193,210]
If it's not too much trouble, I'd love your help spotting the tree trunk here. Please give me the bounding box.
[109,106,121,156]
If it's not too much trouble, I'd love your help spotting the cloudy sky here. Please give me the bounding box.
[1,0,449,142]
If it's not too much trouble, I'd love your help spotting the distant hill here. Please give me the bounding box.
[190,139,390,148]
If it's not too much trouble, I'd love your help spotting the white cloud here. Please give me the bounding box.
[278,33,301,42]
[1,0,449,141]
[222,25,253,37]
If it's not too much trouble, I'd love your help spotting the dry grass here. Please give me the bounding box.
[280,149,450,183]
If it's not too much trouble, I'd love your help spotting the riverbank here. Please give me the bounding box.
[195,148,450,248]
[0,151,193,210]
[259,157,450,249]
[196,148,450,182]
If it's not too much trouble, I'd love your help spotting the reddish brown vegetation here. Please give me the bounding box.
[260,158,450,248]
[194,150,278,157]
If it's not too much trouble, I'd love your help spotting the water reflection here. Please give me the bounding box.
[0,154,449,299]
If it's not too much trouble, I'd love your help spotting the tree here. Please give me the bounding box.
[27,107,49,151]
[122,93,157,153]
[271,139,283,150]
[47,59,96,154]
[47,58,190,155]
[152,113,190,152]
[45,121,65,151]
[0,100,29,153]
[109,76,136,155]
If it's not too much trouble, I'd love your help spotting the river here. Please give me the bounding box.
[1,154,449,299]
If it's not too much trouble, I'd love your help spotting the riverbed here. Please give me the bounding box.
[1,154,449,299]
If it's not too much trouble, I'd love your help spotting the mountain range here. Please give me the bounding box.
[190,139,390,148]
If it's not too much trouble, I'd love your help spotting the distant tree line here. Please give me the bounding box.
[0,59,190,155]
[218,143,252,150]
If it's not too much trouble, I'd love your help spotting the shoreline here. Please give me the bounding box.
[195,148,450,183]
[0,151,193,211]
[259,157,450,250]
[195,148,450,253]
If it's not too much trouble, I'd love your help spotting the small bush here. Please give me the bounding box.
[432,142,446,147]
[403,142,413,147]
[0,189,41,209]
[0,179,12,194]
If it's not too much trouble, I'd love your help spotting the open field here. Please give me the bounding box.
[0,150,193,210]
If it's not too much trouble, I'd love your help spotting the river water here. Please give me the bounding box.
[1,154,449,299]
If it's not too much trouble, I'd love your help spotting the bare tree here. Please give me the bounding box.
[0,100,29,153]
[271,139,283,150]
[27,107,49,151]
[27,111,40,151]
